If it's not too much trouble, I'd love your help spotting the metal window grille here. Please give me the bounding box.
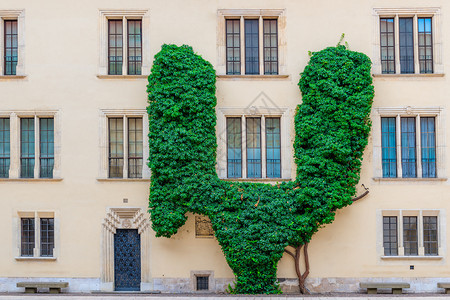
[246,117,261,178]
[383,216,398,256]
[128,117,143,178]
[266,117,281,178]
[420,117,436,178]
[403,216,418,256]
[381,117,397,178]
[127,20,142,75]
[226,19,241,75]
[4,20,18,75]
[21,218,35,256]
[39,118,54,178]
[380,18,395,74]
[108,118,124,178]
[244,19,259,75]
[418,18,433,74]
[423,216,438,256]
[263,19,278,75]
[401,117,416,178]
[108,20,123,75]
[20,118,35,178]
[226,117,242,178]
[0,118,10,178]
[196,276,209,291]
[399,18,414,74]
[40,218,54,257]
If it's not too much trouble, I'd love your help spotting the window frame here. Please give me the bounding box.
[217,106,290,180]
[379,210,443,259]
[98,10,149,77]
[373,8,443,76]
[218,9,286,77]
[373,107,444,181]
[0,10,25,77]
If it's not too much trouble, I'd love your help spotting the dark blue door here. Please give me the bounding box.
[114,229,141,291]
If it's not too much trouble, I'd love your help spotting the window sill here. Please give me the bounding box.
[0,75,27,80]
[373,73,444,79]
[96,75,148,79]
[0,178,63,182]
[15,257,57,261]
[216,74,289,80]
[97,178,150,182]
[381,255,443,260]
[222,178,291,183]
[373,177,447,182]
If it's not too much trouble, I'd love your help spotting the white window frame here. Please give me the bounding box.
[98,9,150,77]
[99,109,150,180]
[0,110,61,180]
[217,106,291,180]
[0,9,25,77]
[14,211,58,260]
[377,209,444,260]
[372,7,443,75]
[217,9,287,76]
[372,106,445,181]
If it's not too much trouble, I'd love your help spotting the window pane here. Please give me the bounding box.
[108,20,123,75]
[420,117,436,178]
[109,118,124,178]
[20,118,35,178]
[418,18,433,73]
[21,218,35,256]
[380,18,395,74]
[399,18,414,74]
[383,216,398,256]
[403,216,418,255]
[4,20,18,75]
[246,117,261,178]
[266,117,281,177]
[381,117,396,177]
[401,117,416,177]
[263,19,278,75]
[423,216,438,256]
[227,118,242,178]
[128,117,143,178]
[40,118,54,178]
[0,118,10,178]
[127,20,142,75]
[226,19,241,75]
[40,218,54,257]
[245,19,259,75]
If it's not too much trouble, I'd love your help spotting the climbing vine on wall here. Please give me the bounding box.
[147,43,374,294]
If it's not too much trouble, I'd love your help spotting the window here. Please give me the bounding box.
[18,212,56,259]
[374,8,442,75]
[0,10,24,76]
[0,118,10,178]
[196,276,209,291]
[4,20,18,75]
[99,10,149,77]
[374,107,443,180]
[218,9,286,76]
[382,211,440,257]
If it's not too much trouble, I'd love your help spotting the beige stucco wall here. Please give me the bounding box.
[0,0,449,293]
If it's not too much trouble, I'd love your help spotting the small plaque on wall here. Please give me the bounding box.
[195,216,214,237]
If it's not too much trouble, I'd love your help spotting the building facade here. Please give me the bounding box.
[0,0,449,294]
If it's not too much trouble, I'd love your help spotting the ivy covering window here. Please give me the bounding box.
[0,118,10,178]
[39,118,54,178]
[225,19,240,75]
[20,118,35,178]
[4,20,18,75]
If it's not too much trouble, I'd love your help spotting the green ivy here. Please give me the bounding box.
[147,44,374,294]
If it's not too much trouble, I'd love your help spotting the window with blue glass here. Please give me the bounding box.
[0,118,10,178]
[245,20,259,75]
[246,118,261,178]
[421,117,436,178]
[39,118,54,178]
[4,20,18,75]
[20,118,35,178]
[418,17,433,73]
[399,18,414,74]
[226,118,242,178]
[266,117,281,178]
[381,117,396,177]
[401,117,416,177]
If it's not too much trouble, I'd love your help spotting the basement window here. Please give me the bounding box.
[196,276,209,291]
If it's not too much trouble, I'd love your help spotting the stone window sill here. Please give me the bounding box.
[0,178,63,182]
[381,255,443,260]
[222,178,291,183]
[0,75,27,80]
[15,257,57,261]
[96,75,148,79]
[216,74,289,80]
[373,177,447,182]
[97,178,150,182]
[373,73,444,79]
